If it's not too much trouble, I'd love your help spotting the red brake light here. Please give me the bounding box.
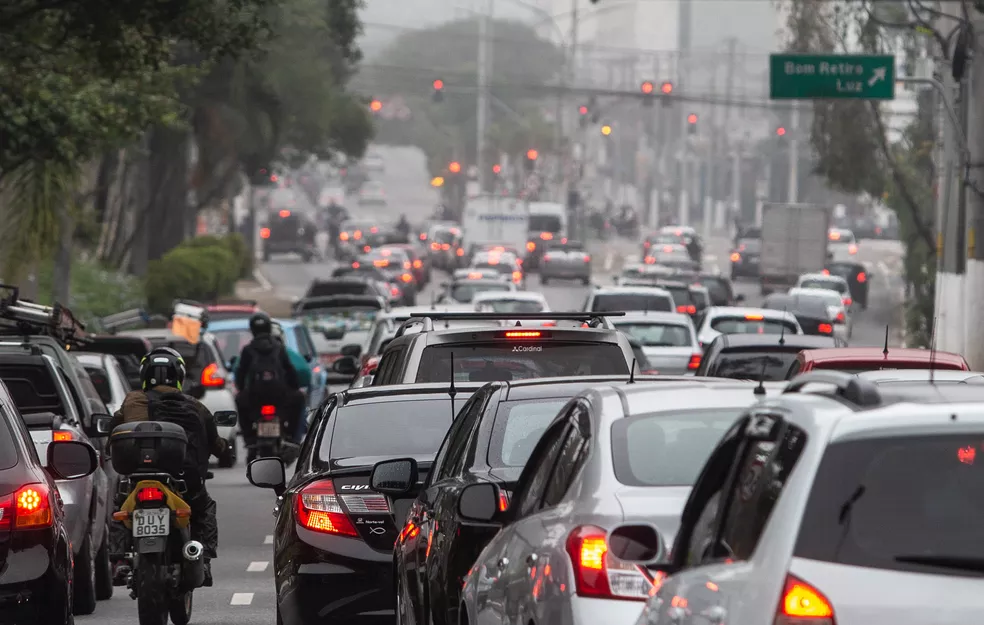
[456,248,464,256]
[644,256,655,265]
[52,430,73,442]
[498,490,510,512]
[201,362,225,388]
[543,254,552,261]
[390,286,401,297]
[370,227,378,233]
[677,305,696,314]
[431,242,440,250]
[7,484,53,529]
[688,354,701,370]
[821,268,830,275]
[745,314,764,320]
[261,405,276,416]
[512,271,523,283]
[540,232,553,240]
[295,479,359,537]
[835,311,846,323]
[776,575,834,624]
[352,261,360,268]
[818,323,833,334]
[662,246,673,253]
[441,243,451,251]
[730,253,741,262]
[340,232,350,241]
[279,209,291,218]
[583,254,592,263]
[565,525,651,600]
[505,331,541,338]
[526,241,536,252]
[260,228,271,239]
[137,487,165,503]
[856,271,866,283]
[643,241,651,248]
[842,297,852,307]
[401,273,413,283]
[413,259,423,268]
[420,233,427,240]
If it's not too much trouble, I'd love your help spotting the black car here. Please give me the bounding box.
[763,292,842,338]
[262,209,319,262]
[0,376,100,623]
[370,375,667,625]
[694,274,741,307]
[825,261,870,310]
[303,277,391,303]
[245,383,482,625]
[729,237,761,279]
[695,333,845,381]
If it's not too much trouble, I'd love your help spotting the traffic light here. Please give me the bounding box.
[369,99,382,113]
[601,124,612,136]
[660,82,673,107]
[776,126,786,137]
[640,81,655,107]
[687,113,698,135]
[578,104,589,127]
[432,78,445,103]
[525,149,538,173]
[492,164,502,175]
[448,161,461,174]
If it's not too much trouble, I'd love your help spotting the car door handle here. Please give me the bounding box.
[497,557,509,571]
[525,554,538,567]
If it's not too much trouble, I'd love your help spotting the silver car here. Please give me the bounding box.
[460,380,785,625]
[75,352,132,414]
[613,312,701,375]
[540,240,592,285]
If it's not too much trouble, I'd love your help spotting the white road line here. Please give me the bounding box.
[247,561,269,572]
[603,253,614,272]
[253,269,273,291]
[231,592,254,606]
[264,534,274,545]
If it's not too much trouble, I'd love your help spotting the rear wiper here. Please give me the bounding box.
[893,554,984,574]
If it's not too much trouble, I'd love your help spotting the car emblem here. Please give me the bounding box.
[369,527,386,535]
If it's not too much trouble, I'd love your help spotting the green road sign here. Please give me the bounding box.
[770,54,896,100]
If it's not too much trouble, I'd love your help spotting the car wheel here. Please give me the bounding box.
[581,277,590,286]
[219,437,237,468]
[95,527,114,600]
[43,544,75,624]
[73,531,98,615]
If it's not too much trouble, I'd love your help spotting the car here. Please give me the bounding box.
[795,272,854,310]
[460,378,786,625]
[583,286,675,314]
[0,383,101,624]
[358,180,387,205]
[472,291,549,315]
[620,280,705,318]
[116,329,239,467]
[382,243,430,286]
[643,243,693,266]
[695,333,845,381]
[631,372,984,625]
[525,203,568,269]
[763,291,844,340]
[337,220,383,259]
[290,294,387,385]
[331,263,404,305]
[470,251,525,288]
[643,226,702,263]
[617,263,680,286]
[788,287,851,341]
[827,226,858,262]
[244,383,484,625]
[0,347,114,614]
[786,346,970,378]
[205,300,262,322]
[540,240,592,285]
[260,208,319,262]
[467,242,524,266]
[426,225,465,270]
[729,236,761,278]
[694,274,742,306]
[74,352,132,414]
[354,249,418,305]
[82,333,154,390]
[611,311,702,375]
[361,306,477,368]
[824,261,869,309]
[437,277,517,305]
[302,275,393,306]
[367,312,636,385]
[694,306,803,349]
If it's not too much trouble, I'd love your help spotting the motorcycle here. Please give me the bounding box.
[248,404,300,464]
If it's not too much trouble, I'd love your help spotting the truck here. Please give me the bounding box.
[461,194,529,258]
[759,203,832,295]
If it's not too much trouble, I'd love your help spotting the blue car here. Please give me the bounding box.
[208,318,328,411]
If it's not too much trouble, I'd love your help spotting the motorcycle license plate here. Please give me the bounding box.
[257,422,281,438]
[132,508,169,537]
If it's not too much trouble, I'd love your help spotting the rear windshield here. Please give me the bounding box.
[475,299,545,314]
[474,262,512,274]
[206,310,257,322]
[305,282,372,298]
[799,278,848,294]
[488,398,569,468]
[826,263,866,282]
[591,294,673,313]
[323,397,471,460]
[529,215,562,233]
[710,350,799,381]
[611,408,742,486]
[795,434,984,577]
[211,329,253,363]
[451,282,512,303]
[414,343,629,383]
[83,366,114,405]
[696,278,731,306]
[710,316,797,335]
[0,413,17,470]
[616,322,692,347]
[662,286,693,307]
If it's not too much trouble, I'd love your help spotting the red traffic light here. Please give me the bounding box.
[661,82,673,94]
[449,161,461,173]
[641,81,654,94]
[433,79,444,91]
[526,149,538,161]
[578,105,588,115]
[369,99,382,112]
[492,164,502,174]
[687,113,698,124]
[776,126,786,136]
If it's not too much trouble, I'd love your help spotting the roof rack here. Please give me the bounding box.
[395,311,624,338]
[173,300,210,330]
[0,283,90,346]
[783,371,882,408]
[99,308,170,334]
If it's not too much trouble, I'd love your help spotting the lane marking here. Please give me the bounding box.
[264,534,274,545]
[231,593,254,606]
[247,561,269,572]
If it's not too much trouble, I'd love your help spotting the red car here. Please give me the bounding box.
[786,347,970,379]
[206,301,262,322]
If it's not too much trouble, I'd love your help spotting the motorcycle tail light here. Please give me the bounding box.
[137,487,165,503]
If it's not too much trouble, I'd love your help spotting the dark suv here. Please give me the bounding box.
[261,209,319,262]
[358,312,635,386]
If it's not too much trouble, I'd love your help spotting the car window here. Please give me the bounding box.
[488,398,569,467]
[541,404,590,507]
[615,322,692,347]
[0,407,19,470]
[211,329,253,363]
[429,396,479,485]
[414,343,629,383]
[795,433,984,577]
[84,366,114,405]
[75,364,109,410]
[451,282,512,303]
[591,293,673,313]
[709,350,801,381]
[800,278,848,294]
[292,327,316,360]
[514,420,569,518]
[435,395,484,481]
[709,316,797,335]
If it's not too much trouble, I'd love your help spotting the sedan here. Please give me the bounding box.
[612,312,702,375]
[540,240,592,285]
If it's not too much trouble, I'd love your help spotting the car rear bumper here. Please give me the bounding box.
[541,264,590,278]
[569,596,645,625]
[0,530,68,621]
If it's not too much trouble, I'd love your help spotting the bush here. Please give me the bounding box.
[182,233,253,279]
[145,241,238,314]
[36,259,145,328]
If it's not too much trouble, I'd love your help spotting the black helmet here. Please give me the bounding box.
[249,312,273,337]
[140,346,187,390]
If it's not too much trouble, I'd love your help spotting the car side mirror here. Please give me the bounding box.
[734,294,746,304]
[341,344,362,358]
[370,458,418,496]
[247,457,286,497]
[457,482,500,524]
[607,523,666,564]
[332,356,359,376]
[213,410,238,427]
[92,413,113,436]
[48,440,98,480]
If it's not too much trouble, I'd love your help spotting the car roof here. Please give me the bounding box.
[788,287,842,300]
[489,375,751,401]
[798,347,968,366]
[706,306,797,321]
[380,305,471,320]
[856,369,984,384]
[339,382,485,406]
[597,379,787,417]
[800,272,847,283]
[713,333,839,350]
[594,286,672,295]
[613,311,692,324]
[472,291,545,302]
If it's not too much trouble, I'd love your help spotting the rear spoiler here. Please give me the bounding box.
[22,411,63,429]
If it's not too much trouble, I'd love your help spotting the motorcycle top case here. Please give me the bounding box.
[110,420,188,475]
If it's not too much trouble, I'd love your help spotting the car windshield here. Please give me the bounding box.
[611,408,743,486]
[211,329,255,363]
[711,350,799,381]
[450,282,511,303]
[615,322,692,347]
[321,397,471,461]
[710,316,797,335]
[414,343,629,383]
[299,307,379,333]
[591,294,673,313]
[800,278,848,294]
[529,215,562,233]
[827,264,865,282]
[795,433,984,577]
[475,299,545,314]
[489,399,569,468]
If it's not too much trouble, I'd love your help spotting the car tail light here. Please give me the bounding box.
[565,525,651,600]
[370,227,379,234]
[821,269,830,275]
[295,479,359,537]
[340,232,350,241]
[818,323,833,334]
[776,574,835,624]
[543,254,552,262]
[401,273,413,283]
[662,246,673,253]
[404,261,412,269]
[1,485,53,529]
[745,314,764,320]
[279,209,291,218]
[390,286,401,297]
[413,259,423,268]
[677,305,696,314]
[354,230,363,240]
[842,297,852,307]
[583,254,591,263]
[643,241,651,248]
[420,233,427,241]
[848,244,857,255]
[498,490,511,512]
[835,311,845,323]
[431,242,440,251]
[441,243,450,251]
[201,362,225,388]
[512,271,523,283]
[856,271,866,283]
[363,245,371,253]
[644,256,655,264]
[52,430,73,442]
[688,354,701,370]
[137,487,165,503]
[260,228,271,239]
[730,252,741,262]
[351,261,360,269]
[527,241,536,252]
[540,232,553,240]
[456,248,464,256]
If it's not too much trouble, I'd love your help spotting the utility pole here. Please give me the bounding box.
[703,64,718,243]
[723,38,738,232]
[568,0,580,237]
[676,0,692,226]
[788,102,799,203]
[476,0,493,193]
[963,12,984,367]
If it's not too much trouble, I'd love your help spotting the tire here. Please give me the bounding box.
[277,605,285,625]
[218,436,237,468]
[42,544,74,625]
[136,554,169,625]
[72,531,98,615]
[95,528,114,600]
[168,590,194,625]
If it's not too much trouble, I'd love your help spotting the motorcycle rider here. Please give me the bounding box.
[234,312,304,459]
[108,346,227,586]
[396,213,411,239]
[270,321,312,443]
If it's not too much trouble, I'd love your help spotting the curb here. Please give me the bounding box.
[253,268,273,291]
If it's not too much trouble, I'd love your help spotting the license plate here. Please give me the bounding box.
[132,508,169,537]
[257,422,281,438]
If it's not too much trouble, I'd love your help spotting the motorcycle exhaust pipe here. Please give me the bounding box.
[181,541,205,590]
[183,540,204,562]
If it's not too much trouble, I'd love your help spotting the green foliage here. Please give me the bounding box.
[144,240,239,314]
[180,233,254,279]
[35,259,145,327]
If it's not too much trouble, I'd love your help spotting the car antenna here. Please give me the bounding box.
[777,307,787,346]
[928,316,938,386]
[628,358,637,384]
[882,324,889,357]
[754,357,768,396]
[448,351,458,419]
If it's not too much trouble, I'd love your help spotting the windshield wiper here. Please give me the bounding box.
[893,554,984,574]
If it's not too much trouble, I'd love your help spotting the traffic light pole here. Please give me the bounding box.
[476,1,492,193]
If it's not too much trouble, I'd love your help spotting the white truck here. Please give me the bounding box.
[759,203,832,295]
[461,194,529,257]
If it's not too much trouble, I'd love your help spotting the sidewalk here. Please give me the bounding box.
[234,277,292,316]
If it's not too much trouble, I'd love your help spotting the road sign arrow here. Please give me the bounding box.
[868,67,887,87]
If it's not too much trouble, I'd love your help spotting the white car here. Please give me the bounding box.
[75,352,131,414]
[788,287,852,341]
[827,227,858,262]
[695,306,803,349]
[612,311,701,375]
[795,272,854,309]
[473,291,550,314]
[358,180,386,205]
[583,286,675,314]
